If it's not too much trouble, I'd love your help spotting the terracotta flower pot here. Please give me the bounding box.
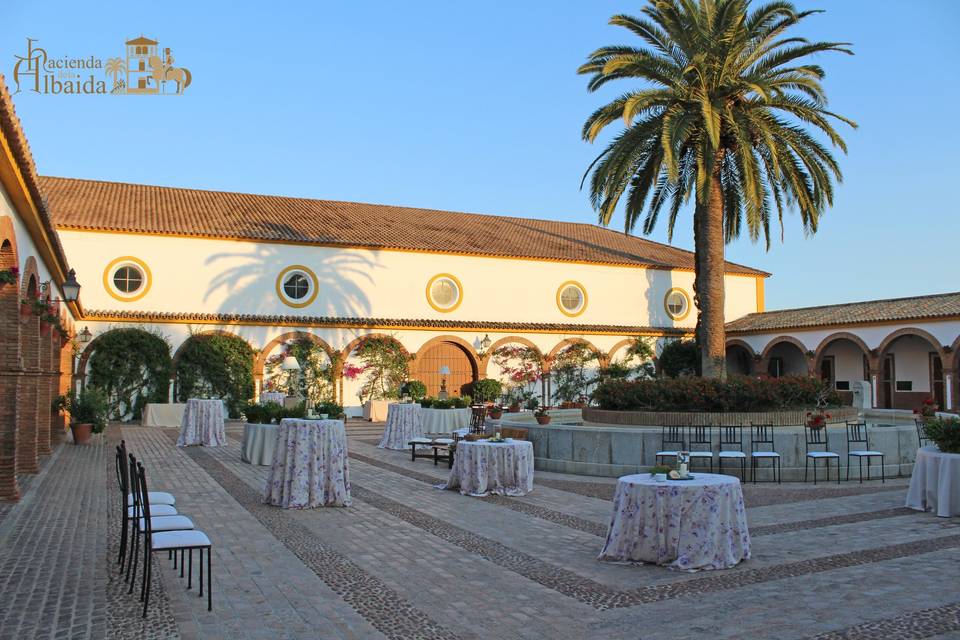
[70,422,93,445]
[535,415,551,425]
[489,409,503,419]
[508,404,520,413]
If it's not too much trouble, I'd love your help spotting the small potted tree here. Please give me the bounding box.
[64,387,108,445]
[534,405,551,425]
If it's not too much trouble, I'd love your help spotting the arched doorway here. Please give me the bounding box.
[413,339,478,397]
[814,333,871,403]
[725,341,754,375]
[762,338,809,377]
[877,329,946,410]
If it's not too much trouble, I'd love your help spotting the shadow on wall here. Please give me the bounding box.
[202,225,376,317]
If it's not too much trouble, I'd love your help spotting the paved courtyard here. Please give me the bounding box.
[0,422,958,640]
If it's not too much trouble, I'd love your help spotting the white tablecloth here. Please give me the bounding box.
[598,473,751,571]
[263,419,351,508]
[176,399,226,447]
[363,400,390,422]
[242,422,278,465]
[259,392,286,406]
[906,446,960,517]
[378,403,424,450]
[422,408,471,434]
[141,403,186,427]
[443,440,534,497]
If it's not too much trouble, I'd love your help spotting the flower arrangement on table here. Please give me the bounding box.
[0,266,18,285]
[914,396,938,419]
[648,464,672,477]
[924,416,960,453]
[805,410,831,429]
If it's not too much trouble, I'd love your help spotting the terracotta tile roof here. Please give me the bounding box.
[41,176,767,275]
[726,291,960,333]
[0,75,72,274]
[82,309,691,336]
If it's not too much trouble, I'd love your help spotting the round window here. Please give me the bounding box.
[556,281,587,317]
[664,288,691,320]
[103,256,152,302]
[426,274,462,312]
[276,265,318,308]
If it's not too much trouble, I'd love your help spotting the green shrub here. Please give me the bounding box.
[243,401,283,424]
[405,380,427,400]
[658,340,699,378]
[419,397,434,408]
[277,402,307,420]
[525,396,540,410]
[87,327,172,420]
[317,401,345,418]
[472,378,503,403]
[431,398,454,409]
[176,333,256,418]
[453,395,471,409]
[66,387,109,434]
[925,417,960,453]
[592,375,841,412]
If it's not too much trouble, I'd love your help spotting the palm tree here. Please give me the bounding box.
[104,57,126,90]
[579,0,855,378]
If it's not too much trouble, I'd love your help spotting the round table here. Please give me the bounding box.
[259,392,286,406]
[241,422,278,465]
[377,403,424,450]
[906,446,960,517]
[176,398,226,447]
[422,408,471,434]
[442,440,534,497]
[598,473,751,571]
[263,419,351,508]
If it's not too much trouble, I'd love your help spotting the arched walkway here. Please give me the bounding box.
[0,219,22,500]
[479,336,541,378]
[412,336,479,397]
[813,332,872,397]
[725,340,755,376]
[256,331,336,376]
[547,337,606,367]
[876,328,947,410]
[760,336,810,377]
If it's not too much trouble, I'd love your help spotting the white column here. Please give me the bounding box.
[168,379,174,403]
[946,373,954,410]
[870,374,878,408]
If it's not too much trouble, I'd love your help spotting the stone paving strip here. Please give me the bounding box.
[348,450,919,540]
[167,430,464,640]
[805,601,960,640]
[0,436,107,640]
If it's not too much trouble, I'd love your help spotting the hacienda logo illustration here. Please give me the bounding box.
[12,36,192,95]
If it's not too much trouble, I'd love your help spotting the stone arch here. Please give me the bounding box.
[759,335,811,360]
[813,331,874,383]
[547,337,606,367]
[20,256,39,298]
[725,338,756,376]
[725,338,757,359]
[877,327,947,362]
[172,329,252,366]
[876,327,948,410]
[479,335,542,377]
[606,337,660,367]
[411,335,480,397]
[339,333,411,365]
[0,216,19,267]
[255,331,336,377]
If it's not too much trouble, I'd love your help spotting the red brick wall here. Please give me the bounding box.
[16,310,40,474]
[0,272,21,500]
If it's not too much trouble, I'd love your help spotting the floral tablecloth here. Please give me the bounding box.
[176,399,226,447]
[422,408,471,434]
[263,419,351,508]
[443,440,534,497]
[598,473,751,571]
[259,392,286,406]
[377,403,424,450]
[906,446,960,517]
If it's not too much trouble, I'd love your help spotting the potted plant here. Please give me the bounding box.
[488,404,503,419]
[805,410,830,430]
[924,417,960,453]
[472,378,503,405]
[63,388,108,445]
[914,396,938,420]
[648,464,672,482]
[534,405,551,425]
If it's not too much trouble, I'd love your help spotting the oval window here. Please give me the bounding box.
[556,281,587,317]
[426,274,463,312]
[103,256,152,302]
[664,288,691,320]
[276,265,319,308]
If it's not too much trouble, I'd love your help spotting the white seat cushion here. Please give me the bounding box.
[128,491,175,506]
[751,451,780,458]
[409,438,433,444]
[433,438,455,445]
[128,504,177,517]
[806,451,839,458]
[849,450,883,456]
[655,451,679,457]
[689,451,713,458]
[139,515,194,532]
[718,450,746,458]
[151,529,211,550]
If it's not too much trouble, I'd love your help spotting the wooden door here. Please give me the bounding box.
[414,342,477,397]
[930,353,945,408]
[881,354,895,409]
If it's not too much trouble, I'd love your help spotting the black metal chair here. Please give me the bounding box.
[804,426,840,484]
[134,462,212,616]
[915,419,930,449]
[846,421,884,483]
[717,425,746,480]
[750,424,781,484]
[655,426,685,466]
[116,442,177,573]
[687,425,714,473]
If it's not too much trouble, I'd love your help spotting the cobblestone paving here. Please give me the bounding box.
[2,422,959,640]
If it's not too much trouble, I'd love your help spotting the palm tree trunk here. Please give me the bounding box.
[696,159,727,379]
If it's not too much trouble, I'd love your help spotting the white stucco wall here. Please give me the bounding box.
[57,230,761,329]
[0,193,57,293]
[887,335,932,392]
[822,339,866,384]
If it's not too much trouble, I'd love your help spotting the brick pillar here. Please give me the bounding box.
[35,324,53,456]
[52,333,68,442]
[17,308,40,474]
[0,277,21,500]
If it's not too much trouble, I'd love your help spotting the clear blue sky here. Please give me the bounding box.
[3,0,958,311]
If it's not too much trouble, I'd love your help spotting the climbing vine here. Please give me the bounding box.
[350,336,411,402]
[87,327,172,420]
[175,333,255,418]
[264,336,335,404]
